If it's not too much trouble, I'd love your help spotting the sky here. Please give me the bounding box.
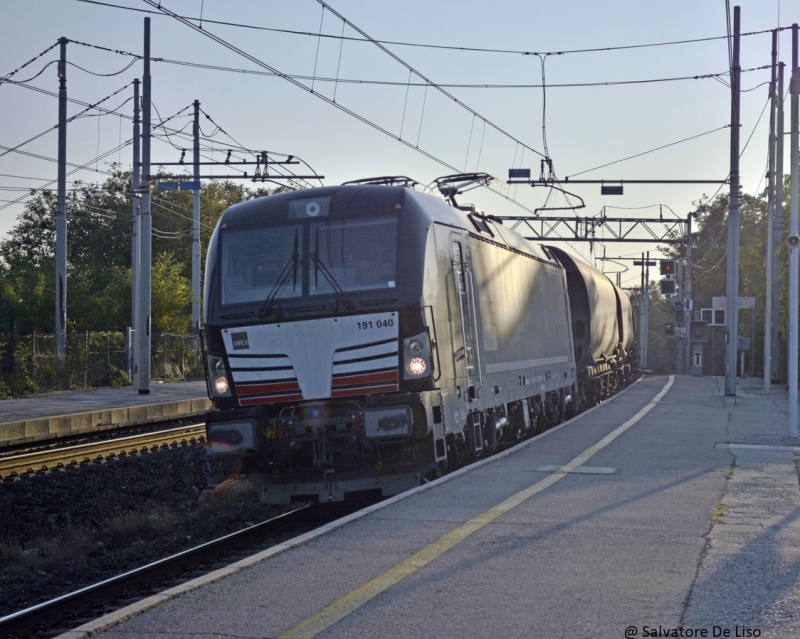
[0,0,796,290]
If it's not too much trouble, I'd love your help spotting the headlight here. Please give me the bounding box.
[213,375,229,394]
[364,407,412,439]
[403,332,432,380]
[207,420,257,454]
[207,355,231,397]
[406,357,427,376]
[408,339,424,355]
[213,358,226,376]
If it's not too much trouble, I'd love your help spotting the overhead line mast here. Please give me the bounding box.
[137,16,152,395]
[55,37,67,363]
[789,23,800,438]
[724,6,741,398]
[764,29,778,392]
[192,99,200,337]
[131,78,140,385]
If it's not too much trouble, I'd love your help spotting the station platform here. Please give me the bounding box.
[0,380,210,448]
[59,374,800,639]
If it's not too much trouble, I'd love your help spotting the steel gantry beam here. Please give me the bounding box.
[492,214,690,244]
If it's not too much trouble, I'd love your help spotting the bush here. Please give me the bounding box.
[0,331,202,398]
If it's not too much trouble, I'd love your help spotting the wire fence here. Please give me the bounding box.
[0,331,203,397]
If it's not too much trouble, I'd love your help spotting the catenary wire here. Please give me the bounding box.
[68,57,138,77]
[3,17,768,225]
[0,41,60,86]
[569,125,731,178]
[154,55,756,90]
[6,75,314,185]
[155,0,547,164]
[0,81,133,160]
[6,59,58,84]
[0,100,200,214]
[64,37,770,90]
[197,106,323,188]
[141,2,548,217]
[4,81,255,167]
[0,140,131,212]
[76,0,788,57]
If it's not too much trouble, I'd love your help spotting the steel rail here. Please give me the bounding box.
[0,424,206,478]
[0,503,315,638]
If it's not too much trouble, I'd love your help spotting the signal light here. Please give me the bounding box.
[660,259,676,276]
[660,279,677,295]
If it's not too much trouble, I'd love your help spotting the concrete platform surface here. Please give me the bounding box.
[0,380,209,447]
[57,374,800,639]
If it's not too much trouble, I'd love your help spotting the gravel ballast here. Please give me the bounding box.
[0,444,289,618]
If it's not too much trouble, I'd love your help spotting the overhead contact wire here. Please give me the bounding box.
[77,1,788,57]
[570,124,732,177]
[0,81,133,160]
[0,140,132,212]
[191,118,318,189]
[67,57,138,76]
[0,41,60,86]
[197,107,323,187]
[7,59,58,84]
[314,0,545,160]
[142,1,467,179]
[62,38,768,89]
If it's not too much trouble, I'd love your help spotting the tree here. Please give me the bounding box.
[629,283,677,374]
[147,177,254,281]
[661,189,771,376]
[151,253,193,334]
[0,170,259,337]
[0,169,133,334]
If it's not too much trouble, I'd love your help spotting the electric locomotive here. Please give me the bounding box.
[202,177,629,503]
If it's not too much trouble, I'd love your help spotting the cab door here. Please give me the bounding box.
[448,232,480,403]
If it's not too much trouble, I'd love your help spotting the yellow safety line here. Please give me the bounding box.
[278,375,675,639]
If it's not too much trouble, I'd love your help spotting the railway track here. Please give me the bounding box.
[0,424,207,479]
[0,502,363,639]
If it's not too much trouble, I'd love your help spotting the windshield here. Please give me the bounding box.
[220,225,303,306]
[311,217,397,294]
[218,215,397,306]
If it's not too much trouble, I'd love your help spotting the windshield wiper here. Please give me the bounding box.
[312,227,354,311]
[258,229,300,319]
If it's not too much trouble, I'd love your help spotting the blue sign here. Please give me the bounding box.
[159,181,201,191]
[508,168,531,179]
